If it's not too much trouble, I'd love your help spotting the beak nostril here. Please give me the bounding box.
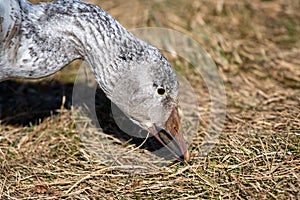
[173,126,178,132]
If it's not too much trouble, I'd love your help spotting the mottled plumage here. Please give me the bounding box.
[0,0,189,161]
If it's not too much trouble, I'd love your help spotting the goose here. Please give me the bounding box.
[0,0,190,161]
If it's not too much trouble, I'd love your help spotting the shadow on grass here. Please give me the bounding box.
[0,80,73,125]
[0,79,178,161]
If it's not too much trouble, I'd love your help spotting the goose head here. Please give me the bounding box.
[109,45,190,162]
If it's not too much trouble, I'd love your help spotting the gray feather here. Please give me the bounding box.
[0,0,179,129]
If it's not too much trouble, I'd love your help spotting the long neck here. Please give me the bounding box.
[67,1,146,95]
[1,0,146,93]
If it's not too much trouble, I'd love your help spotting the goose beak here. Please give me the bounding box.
[149,107,190,162]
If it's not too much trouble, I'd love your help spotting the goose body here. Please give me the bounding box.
[0,0,190,161]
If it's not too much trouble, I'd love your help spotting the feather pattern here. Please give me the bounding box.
[0,0,167,94]
[0,0,189,161]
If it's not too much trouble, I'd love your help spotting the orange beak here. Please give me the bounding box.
[149,107,190,162]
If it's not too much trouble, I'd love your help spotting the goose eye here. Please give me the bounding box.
[156,87,166,96]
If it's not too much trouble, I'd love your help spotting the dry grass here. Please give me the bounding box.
[1,0,300,199]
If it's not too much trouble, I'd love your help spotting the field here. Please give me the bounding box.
[0,0,299,199]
